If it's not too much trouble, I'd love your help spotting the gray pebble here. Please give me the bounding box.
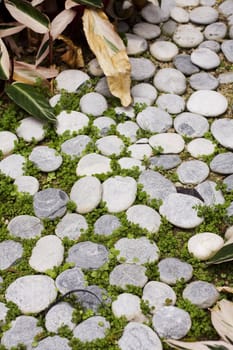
[33,188,69,219]
[223,174,233,191]
[55,267,85,294]
[34,336,71,350]
[66,241,109,269]
[80,92,108,116]
[158,258,193,285]
[130,58,156,81]
[131,83,158,106]
[126,205,161,233]
[117,121,139,142]
[195,180,225,205]
[174,112,209,138]
[183,281,219,308]
[133,22,161,39]
[219,0,233,17]
[176,160,209,184]
[227,201,233,216]
[191,48,220,70]
[55,69,89,92]
[142,281,176,312]
[110,264,148,289]
[93,117,116,136]
[173,54,199,76]
[0,240,23,270]
[211,118,233,150]
[221,40,233,62]
[210,152,233,174]
[55,213,88,240]
[218,72,233,84]
[0,302,8,325]
[61,135,92,158]
[74,285,110,312]
[141,3,169,24]
[126,33,148,55]
[189,72,219,90]
[190,6,218,24]
[95,77,113,98]
[204,22,227,41]
[96,135,124,156]
[94,214,121,236]
[7,215,43,239]
[162,19,177,37]
[136,106,172,133]
[45,302,75,332]
[173,24,204,48]
[29,146,62,172]
[149,155,181,170]
[153,68,186,95]
[0,154,25,179]
[73,316,110,342]
[156,94,185,114]
[14,176,39,195]
[199,40,220,52]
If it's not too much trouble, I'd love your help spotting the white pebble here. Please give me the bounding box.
[188,232,224,260]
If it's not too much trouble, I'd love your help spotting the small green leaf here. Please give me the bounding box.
[207,243,233,265]
[5,82,56,122]
[70,0,103,8]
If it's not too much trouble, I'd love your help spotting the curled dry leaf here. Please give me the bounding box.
[0,38,11,80]
[166,339,233,350]
[217,286,233,294]
[13,61,58,84]
[82,8,132,107]
[211,299,233,344]
[59,35,84,68]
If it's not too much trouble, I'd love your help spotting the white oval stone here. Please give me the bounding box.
[150,41,179,61]
[142,281,177,312]
[128,144,153,160]
[118,157,145,171]
[55,69,90,92]
[126,33,148,55]
[76,153,111,176]
[96,135,125,156]
[187,138,215,158]
[0,154,25,179]
[14,176,39,195]
[187,90,228,117]
[0,131,18,155]
[173,24,204,48]
[191,48,220,69]
[45,302,75,332]
[188,232,224,260]
[112,293,145,322]
[149,133,185,154]
[56,111,89,135]
[16,117,46,142]
[170,6,189,23]
[126,205,161,233]
[153,68,186,95]
[80,92,108,116]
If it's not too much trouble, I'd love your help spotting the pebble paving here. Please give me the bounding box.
[1,1,233,349]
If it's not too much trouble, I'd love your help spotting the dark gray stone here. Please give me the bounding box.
[33,188,69,219]
[173,54,200,76]
[189,72,219,90]
[7,215,43,239]
[29,146,62,172]
[158,258,193,285]
[55,267,85,294]
[183,281,219,308]
[162,19,177,37]
[210,152,233,174]
[109,264,148,289]
[94,214,121,236]
[149,155,181,170]
[61,135,92,158]
[0,240,23,270]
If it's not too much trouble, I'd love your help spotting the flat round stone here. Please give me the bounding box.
[223,174,233,191]
[33,188,69,219]
[0,154,25,179]
[96,135,125,156]
[183,281,219,308]
[118,322,162,350]
[211,118,233,149]
[162,19,177,37]
[0,302,8,325]
[6,275,57,313]
[188,232,224,260]
[110,264,148,289]
[73,316,110,342]
[74,285,110,312]
[173,24,204,48]
[112,293,145,322]
[14,175,39,195]
[191,48,220,70]
[55,213,88,240]
[66,241,109,269]
[138,170,176,201]
[56,111,89,135]
[49,94,61,107]
[141,3,169,23]
[61,135,91,158]
[189,72,219,90]
[152,306,191,339]
[199,40,220,52]
[115,106,135,119]
[174,112,209,138]
[210,152,233,174]
[173,54,199,76]
[1,316,43,349]
[156,94,185,114]
[195,180,225,206]
[93,117,116,136]
[0,240,23,270]
[94,214,121,236]
[176,0,199,6]
[16,117,45,142]
[142,281,176,312]
[76,153,111,176]
[153,68,186,95]
[80,92,108,116]
[118,157,145,171]
[187,90,228,117]
[102,176,137,213]
[7,215,43,239]
[55,267,85,294]
[204,22,227,41]
[187,138,215,157]
[126,205,161,233]
[150,41,178,62]
[149,133,185,154]
[117,121,139,143]
[170,6,189,22]
[29,146,62,172]
[130,58,156,81]
[159,193,204,229]
[219,0,233,16]
[158,258,193,285]
[190,6,218,24]
[128,144,153,160]
[176,160,209,184]
[70,176,102,214]
[136,106,172,133]
[218,72,233,84]
[126,33,147,55]
[149,155,181,170]
[45,302,75,332]
[133,22,161,39]
[29,235,64,272]
[115,237,159,264]
[34,336,71,350]
[0,131,18,155]
[55,69,90,92]
[95,77,112,97]
[87,58,103,76]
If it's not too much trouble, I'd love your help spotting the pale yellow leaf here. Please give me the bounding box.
[65,0,81,9]
[82,9,132,107]
[217,286,233,294]
[13,61,58,84]
[211,299,233,343]
[50,9,76,40]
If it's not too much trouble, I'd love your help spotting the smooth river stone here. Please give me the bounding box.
[162,19,177,37]
[190,48,220,70]
[126,205,161,233]
[102,176,137,213]
[187,138,215,158]
[136,106,172,133]
[142,281,177,312]
[183,281,219,308]
[75,285,110,312]
[34,336,71,350]
[170,6,189,22]
[29,146,62,172]
[189,72,219,90]
[55,213,88,240]
[7,215,43,239]
[130,58,156,81]
[80,92,108,116]
[174,112,209,138]
[159,193,204,228]
[189,6,218,24]
[0,302,8,325]
[55,69,90,92]
[223,174,233,192]
[173,24,204,48]
[45,302,75,332]
[0,131,18,155]
[219,0,233,17]
[70,176,102,214]
[55,267,85,294]
[150,41,178,62]
[16,117,45,142]
[118,157,145,171]
[149,133,185,154]
[158,258,193,285]
[0,154,25,179]
[61,135,91,158]
[199,40,220,52]
[204,22,227,41]
[152,306,192,339]
[56,111,89,135]
[117,121,139,142]
[112,293,145,322]
[221,40,233,62]
[76,153,111,176]
[138,170,176,201]
[6,275,57,313]
[1,316,43,350]
[87,58,103,76]
[33,188,69,219]
[187,90,228,117]
[118,322,162,350]
[195,180,225,206]
[210,152,233,174]
[211,118,233,149]
[156,94,185,114]
[66,241,108,269]
[73,316,110,342]
[115,106,135,119]
[115,237,159,264]
[93,116,116,136]
[29,235,64,273]
[176,160,209,184]
[96,135,124,156]
[131,83,157,105]
[149,155,181,170]
[94,214,121,236]
[133,22,161,39]
[141,3,169,24]
[110,264,148,289]
[0,240,23,270]
[153,68,186,95]
[188,232,224,261]
[173,54,199,76]
[14,176,39,195]
[126,33,148,55]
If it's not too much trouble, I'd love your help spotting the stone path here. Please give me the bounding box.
[0,0,233,349]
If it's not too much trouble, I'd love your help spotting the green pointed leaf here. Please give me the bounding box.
[4,0,50,34]
[67,0,103,9]
[207,243,233,265]
[5,82,56,122]
[0,38,11,80]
